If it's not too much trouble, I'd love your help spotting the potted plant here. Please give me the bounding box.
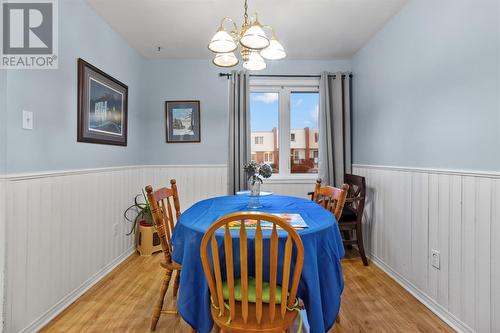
[124,190,162,256]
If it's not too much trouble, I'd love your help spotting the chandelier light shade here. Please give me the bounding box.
[243,51,266,71]
[260,38,286,60]
[239,20,269,50]
[208,29,237,53]
[207,0,286,70]
[213,52,239,67]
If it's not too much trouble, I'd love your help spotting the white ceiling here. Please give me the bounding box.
[86,0,408,60]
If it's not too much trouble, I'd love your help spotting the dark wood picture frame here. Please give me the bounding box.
[165,100,201,143]
[77,58,128,146]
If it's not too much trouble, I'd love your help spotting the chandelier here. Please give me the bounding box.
[208,0,286,71]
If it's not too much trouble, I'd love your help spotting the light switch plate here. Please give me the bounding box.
[431,249,440,269]
[22,110,33,130]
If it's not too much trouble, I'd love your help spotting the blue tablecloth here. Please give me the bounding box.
[171,195,345,333]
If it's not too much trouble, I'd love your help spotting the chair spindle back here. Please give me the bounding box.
[200,212,305,326]
[312,179,349,220]
[344,174,366,215]
[145,179,181,265]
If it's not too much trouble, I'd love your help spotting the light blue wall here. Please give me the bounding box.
[352,0,500,171]
[5,0,146,174]
[142,59,351,165]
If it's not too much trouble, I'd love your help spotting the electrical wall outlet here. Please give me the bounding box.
[431,249,440,269]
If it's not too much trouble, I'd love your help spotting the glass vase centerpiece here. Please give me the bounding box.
[243,161,273,209]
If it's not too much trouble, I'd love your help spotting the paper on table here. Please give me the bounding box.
[223,213,308,229]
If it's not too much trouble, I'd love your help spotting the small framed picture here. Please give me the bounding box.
[165,100,201,143]
[77,58,128,146]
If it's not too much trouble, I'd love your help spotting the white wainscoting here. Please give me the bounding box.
[353,164,500,333]
[3,165,227,333]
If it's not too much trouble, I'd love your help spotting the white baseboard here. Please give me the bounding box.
[20,248,135,333]
[369,253,474,333]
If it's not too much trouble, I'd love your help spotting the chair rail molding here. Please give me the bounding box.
[353,163,500,178]
[4,164,228,181]
[353,164,500,333]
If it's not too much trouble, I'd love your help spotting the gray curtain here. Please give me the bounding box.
[227,71,250,194]
[318,71,352,187]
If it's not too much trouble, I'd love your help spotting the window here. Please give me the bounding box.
[250,92,279,173]
[312,150,318,164]
[250,79,320,177]
[290,92,319,173]
[254,136,264,145]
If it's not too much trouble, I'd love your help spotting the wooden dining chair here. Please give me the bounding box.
[145,180,182,331]
[310,179,349,221]
[200,212,304,333]
[338,174,369,266]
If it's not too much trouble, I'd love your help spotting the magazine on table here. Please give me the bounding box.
[224,213,308,230]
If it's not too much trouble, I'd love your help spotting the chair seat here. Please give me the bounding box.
[222,277,284,304]
[213,278,297,332]
[211,300,298,333]
[160,258,181,270]
[339,205,357,222]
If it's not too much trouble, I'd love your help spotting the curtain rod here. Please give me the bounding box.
[218,73,352,79]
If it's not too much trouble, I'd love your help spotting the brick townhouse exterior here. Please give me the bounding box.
[251,127,319,173]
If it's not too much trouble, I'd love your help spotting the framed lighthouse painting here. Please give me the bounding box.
[77,58,128,146]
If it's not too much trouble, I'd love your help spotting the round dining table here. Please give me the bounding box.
[171,194,345,333]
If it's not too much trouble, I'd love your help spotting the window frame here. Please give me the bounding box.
[250,77,320,181]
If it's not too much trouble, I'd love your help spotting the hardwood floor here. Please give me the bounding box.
[41,252,454,333]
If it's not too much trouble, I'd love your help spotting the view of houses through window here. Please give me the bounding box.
[250,88,320,175]
[250,91,280,173]
[290,92,319,173]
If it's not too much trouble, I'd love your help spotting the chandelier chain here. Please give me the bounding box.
[244,0,248,24]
